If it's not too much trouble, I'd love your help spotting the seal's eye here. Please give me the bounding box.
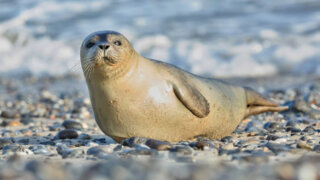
[86,42,95,48]
[114,40,122,46]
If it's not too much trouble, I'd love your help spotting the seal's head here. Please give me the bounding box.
[80,31,136,79]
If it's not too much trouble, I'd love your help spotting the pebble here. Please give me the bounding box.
[8,120,23,127]
[0,138,12,149]
[56,144,83,158]
[263,122,281,132]
[313,145,320,152]
[64,149,84,158]
[20,118,35,125]
[92,138,108,144]
[145,139,172,151]
[286,127,301,134]
[49,122,61,131]
[62,120,83,130]
[302,126,315,134]
[170,145,194,155]
[285,120,297,128]
[1,110,18,119]
[17,138,29,145]
[78,133,91,140]
[220,136,235,143]
[297,141,313,150]
[126,149,157,156]
[56,129,78,139]
[221,143,236,150]
[2,144,33,155]
[266,142,290,153]
[294,97,312,113]
[113,145,122,151]
[266,134,279,141]
[29,145,51,155]
[233,152,269,163]
[121,137,148,147]
[190,140,216,150]
[87,146,113,157]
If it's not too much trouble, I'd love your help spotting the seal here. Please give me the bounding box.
[80,30,287,142]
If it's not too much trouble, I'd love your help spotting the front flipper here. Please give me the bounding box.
[172,81,210,118]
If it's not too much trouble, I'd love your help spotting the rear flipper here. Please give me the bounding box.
[245,88,288,118]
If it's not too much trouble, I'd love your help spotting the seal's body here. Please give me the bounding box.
[81,31,287,142]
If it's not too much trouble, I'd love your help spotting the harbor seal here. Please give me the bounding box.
[80,30,287,142]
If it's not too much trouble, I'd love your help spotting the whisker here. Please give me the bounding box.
[69,61,83,73]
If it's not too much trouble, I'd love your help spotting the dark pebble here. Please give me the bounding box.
[233,153,269,163]
[39,141,56,146]
[266,142,290,153]
[314,145,320,152]
[56,144,69,154]
[87,146,108,157]
[29,145,51,155]
[2,144,25,155]
[56,144,73,158]
[20,118,35,125]
[62,120,83,130]
[264,122,281,132]
[190,140,215,150]
[286,127,301,134]
[17,138,29,145]
[78,133,91,140]
[56,129,78,139]
[49,122,61,131]
[170,145,193,155]
[121,137,148,147]
[286,120,297,128]
[300,136,307,141]
[93,138,108,144]
[220,136,234,143]
[245,127,266,136]
[127,149,157,156]
[25,160,43,174]
[175,156,194,163]
[302,126,315,134]
[266,135,280,141]
[73,141,88,147]
[219,146,241,155]
[145,139,172,151]
[0,138,12,149]
[1,110,18,119]
[64,149,84,158]
[113,145,122,151]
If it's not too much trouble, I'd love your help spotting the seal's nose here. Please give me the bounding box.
[98,44,110,50]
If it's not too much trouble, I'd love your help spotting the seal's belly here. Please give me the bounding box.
[90,79,246,142]
[91,82,207,141]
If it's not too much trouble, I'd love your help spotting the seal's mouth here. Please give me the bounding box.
[102,56,118,65]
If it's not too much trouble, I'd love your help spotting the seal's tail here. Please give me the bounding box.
[244,88,288,118]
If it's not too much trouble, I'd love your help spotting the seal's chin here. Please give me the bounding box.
[102,56,118,65]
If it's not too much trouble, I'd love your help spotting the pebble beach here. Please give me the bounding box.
[1,0,320,179]
[0,75,320,180]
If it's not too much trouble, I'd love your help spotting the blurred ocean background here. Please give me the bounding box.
[0,0,320,77]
